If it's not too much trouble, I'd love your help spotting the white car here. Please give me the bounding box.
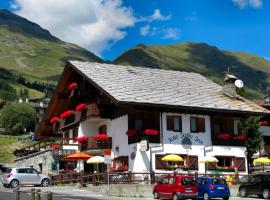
[2,167,51,188]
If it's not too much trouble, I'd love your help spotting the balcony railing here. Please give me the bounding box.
[81,137,112,151]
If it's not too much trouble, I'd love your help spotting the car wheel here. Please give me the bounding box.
[10,179,19,188]
[153,191,159,199]
[3,184,10,188]
[239,187,247,197]
[41,178,50,187]
[173,194,179,200]
[203,192,209,200]
[263,189,270,199]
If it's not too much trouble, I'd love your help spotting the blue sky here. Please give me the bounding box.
[1,0,270,61]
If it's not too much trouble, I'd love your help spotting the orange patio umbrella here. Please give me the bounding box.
[65,151,92,161]
[65,151,92,172]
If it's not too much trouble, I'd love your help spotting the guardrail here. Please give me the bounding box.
[14,188,53,200]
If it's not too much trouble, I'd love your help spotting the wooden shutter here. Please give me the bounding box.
[235,157,246,172]
[207,162,216,170]
[197,118,205,132]
[187,156,198,170]
[167,116,173,131]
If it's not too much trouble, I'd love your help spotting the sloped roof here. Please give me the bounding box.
[69,61,270,115]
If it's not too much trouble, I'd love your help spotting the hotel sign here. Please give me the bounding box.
[168,133,203,145]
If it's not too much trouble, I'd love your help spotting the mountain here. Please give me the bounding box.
[0,9,102,99]
[114,42,270,99]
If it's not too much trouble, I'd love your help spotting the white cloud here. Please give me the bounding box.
[137,9,171,22]
[162,28,181,40]
[185,12,198,21]
[140,25,180,40]
[232,0,263,9]
[12,0,136,55]
[140,25,151,36]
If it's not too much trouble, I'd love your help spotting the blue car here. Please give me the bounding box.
[197,177,230,200]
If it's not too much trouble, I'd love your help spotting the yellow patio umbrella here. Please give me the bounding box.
[161,154,183,170]
[199,156,218,174]
[253,157,270,171]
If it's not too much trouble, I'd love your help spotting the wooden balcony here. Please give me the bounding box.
[81,137,112,151]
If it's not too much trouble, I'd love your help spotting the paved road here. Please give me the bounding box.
[0,186,264,200]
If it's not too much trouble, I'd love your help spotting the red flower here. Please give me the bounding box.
[60,110,75,119]
[93,134,109,141]
[260,120,268,126]
[51,144,60,149]
[68,82,78,91]
[50,116,59,124]
[116,166,128,171]
[76,103,86,111]
[103,149,111,156]
[75,136,88,142]
[126,129,136,137]
[218,133,231,140]
[144,129,159,136]
[233,134,246,141]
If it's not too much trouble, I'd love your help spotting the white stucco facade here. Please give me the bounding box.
[73,112,248,174]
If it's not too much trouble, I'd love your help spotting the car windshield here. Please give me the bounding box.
[211,179,226,185]
[181,178,196,185]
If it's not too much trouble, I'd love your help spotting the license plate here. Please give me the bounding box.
[185,188,192,192]
[217,187,224,190]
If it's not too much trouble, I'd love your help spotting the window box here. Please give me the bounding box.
[233,134,246,141]
[76,103,86,111]
[93,133,109,141]
[68,82,78,91]
[218,133,231,140]
[75,135,88,143]
[60,110,75,119]
[51,144,60,149]
[50,116,59,124]
[111,166,128,172]
[144,129,159,136]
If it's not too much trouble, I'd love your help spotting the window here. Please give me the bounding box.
[17,169,27,173]
[216,156,233,168]
[167,116,182,132]
[99,125,107,134]
[128,112,160,144]
[181,178,196,185]
[211,179,226,185]
[168,177,176,184]
[162,177,169,184]
[190,117,205,133]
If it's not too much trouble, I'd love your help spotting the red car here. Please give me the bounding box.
[153,174,198,200]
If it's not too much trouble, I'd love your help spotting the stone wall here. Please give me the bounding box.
[15,149,57,174]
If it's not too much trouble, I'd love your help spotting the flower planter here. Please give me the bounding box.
[50,116,59,124]
[75,135,88,142]
[218,133,231,140]
[76,103,86,111]
[233,134,246,141]
[68,82,78,91]
[260,120,268,126]
[51,144,60,149]
[60,110,75,119]
[93,133,109,141]
[144,129,159,136]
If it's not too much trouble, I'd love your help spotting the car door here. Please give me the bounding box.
[16,168,29,184]
[197,178,207,197]
[158,176,170,198]
[248,175,261,194]
[167,176,177,199]
[25,168,41,184]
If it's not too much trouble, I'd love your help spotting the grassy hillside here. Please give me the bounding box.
[0,9,102,99]
[114,42,270,99]
[0,134,35,163]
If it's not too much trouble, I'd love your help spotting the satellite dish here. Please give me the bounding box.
[235,79,244,88]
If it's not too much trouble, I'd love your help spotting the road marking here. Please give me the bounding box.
[61,198,82,200]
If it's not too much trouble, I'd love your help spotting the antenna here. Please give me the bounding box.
[235,79,244,88]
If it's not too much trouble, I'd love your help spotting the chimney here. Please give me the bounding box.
[223,74,238,98]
